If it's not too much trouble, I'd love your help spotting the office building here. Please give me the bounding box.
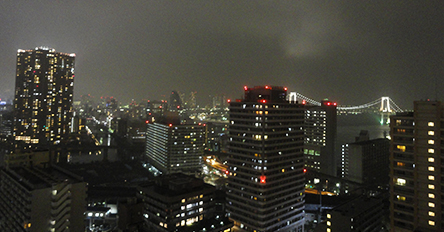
[341,133,390,187]
[390,100,443,231]
[146,121,205,175]
[13,47,75,149]
[138,174,233,231]
[226,86,305,232]
[0,165,87,231]
[304,100,337,176]
[323,195,385,232]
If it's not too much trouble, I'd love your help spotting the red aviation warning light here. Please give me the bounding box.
[260,175,266,184]
[302,100,306,105]
[303,168,307,173]
[333,102,337,106]
[265,85,270,89]
[145,120,150,124]
[169,124,173,127]
[284,87,288,91]
[227,99,231,103]
[326,102,331,106]
[261,99,267,103]
[225,170,229,175]
[244,86,248,91]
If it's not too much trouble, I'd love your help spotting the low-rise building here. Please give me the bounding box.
[138,174,232,232]
[0,165,87,231]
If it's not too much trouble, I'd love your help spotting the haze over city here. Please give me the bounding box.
[1,1,443,107]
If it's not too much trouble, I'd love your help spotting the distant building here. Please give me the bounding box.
[0,165,87,231]
[205,121,229,153]
[226,86,305,232]
[341,131,390,187]
[13,47,75,149]
[304,100,337,176]
[390,100,444,231]
[169,90,182,110]
[138,174,233,231]
[146,100,168,121]
[145,121,205,175]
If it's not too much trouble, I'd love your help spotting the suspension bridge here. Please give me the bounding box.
[288,92,404,125]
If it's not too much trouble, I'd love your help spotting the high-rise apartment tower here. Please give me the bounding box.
[304,100,337,176]
[13,47,75,149]
[390,100,443,231]
[226,86,305,232]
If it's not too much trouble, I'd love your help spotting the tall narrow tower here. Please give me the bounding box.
[226,86,305,232]
[13,47,75,149]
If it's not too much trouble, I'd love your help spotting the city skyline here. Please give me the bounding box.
[0,1,443,108]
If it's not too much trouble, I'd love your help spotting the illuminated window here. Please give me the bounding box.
[397,162,405,167]
[429,202,435,207]
[428,140,434,144]
[428,166,434,171]
[327,214,331,219]
[428,193,435,199]
[396,178,406,186]
[327,221,331,226]
[428,157,434,162]
[428,149,434,154]
[429,211,435,217]
[429,220,435,226]
[327,229,331,232]
[428,131,434,136]
[397,145,406,152]
[428,185,435,190]
[397,195,406,201]
[181,199,185,203]
[428,175,435,180]
[428,122,434,127]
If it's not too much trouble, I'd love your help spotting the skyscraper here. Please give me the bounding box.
[304,100,337,176]
[13,47,75,149]
[390,100,443,231]
[226,86,305,232]
[145,119,205,175]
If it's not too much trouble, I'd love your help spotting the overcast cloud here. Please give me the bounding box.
[0,1,443,108]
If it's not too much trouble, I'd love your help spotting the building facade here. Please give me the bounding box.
[341,137,390,187]
[324,195,385,232]
[0,165,87,231]
[226,86,305,232]
[13,47,75,149]
[304,100,337,176]
[390,100,443,231]
[138,174,233,232]
[146,122,205,175]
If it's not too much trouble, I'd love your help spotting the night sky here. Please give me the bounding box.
[1,1,443,108]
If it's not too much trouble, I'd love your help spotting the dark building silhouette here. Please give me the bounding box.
[138,174,233,231]
[13,47,75,149]
[169,90,182,110]
[0,165,87,231]
[226,86,305,231]
[341,131,390,188]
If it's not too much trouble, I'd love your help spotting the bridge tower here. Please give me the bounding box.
[380,97,391,112]
[288,92,298,103]
[380,97,392,125]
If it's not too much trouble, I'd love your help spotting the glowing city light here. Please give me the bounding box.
[260,176,266,184]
